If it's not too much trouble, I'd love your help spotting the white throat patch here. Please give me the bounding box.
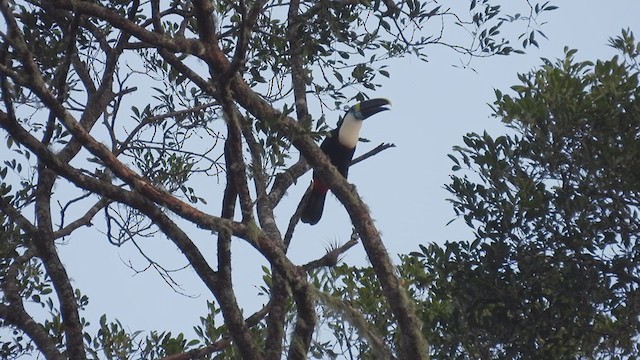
[338,113,363,149]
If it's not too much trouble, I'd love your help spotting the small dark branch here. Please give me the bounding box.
[350,143,396,167]
[302,236,359,272]
[150,0,164,35]
[283,184,312,249]
[57,192,91,231]
[123,237,194,297]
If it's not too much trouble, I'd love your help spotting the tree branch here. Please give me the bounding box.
[351,143,396,167]
[0,250,65,360]
[33,167,87,360]
[287,0,310,126]
[54,197,112,239]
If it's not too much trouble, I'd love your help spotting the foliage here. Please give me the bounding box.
[429,30,640,358]
[314,30,640,360]
[0,0,554,359]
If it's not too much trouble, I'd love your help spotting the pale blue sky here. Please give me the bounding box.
[54,1,640,347]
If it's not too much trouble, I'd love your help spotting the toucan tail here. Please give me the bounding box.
[300,188,327,225]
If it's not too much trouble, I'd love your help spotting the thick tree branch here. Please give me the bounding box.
[233,104,291,358]
[0,250,64,360]
[33,167,87,360]
[1,6,86,357]
[220,93,255,222]
[214,91,264,359]
[287,0,310,126]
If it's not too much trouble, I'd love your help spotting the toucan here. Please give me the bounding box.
[300,98,391,225]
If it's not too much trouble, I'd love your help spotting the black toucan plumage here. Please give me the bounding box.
[300,98,391,225]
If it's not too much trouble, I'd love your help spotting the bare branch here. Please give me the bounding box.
[351,143,396,167]
[55,196,111,239]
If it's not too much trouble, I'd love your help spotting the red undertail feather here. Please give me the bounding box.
[300,179,328,225]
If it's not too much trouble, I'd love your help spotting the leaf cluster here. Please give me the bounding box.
[428,30,640,358]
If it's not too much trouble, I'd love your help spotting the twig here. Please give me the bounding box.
[351,142,396,166]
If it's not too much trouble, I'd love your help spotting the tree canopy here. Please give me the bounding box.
[0,0,555,359]
[323,30,640,359]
